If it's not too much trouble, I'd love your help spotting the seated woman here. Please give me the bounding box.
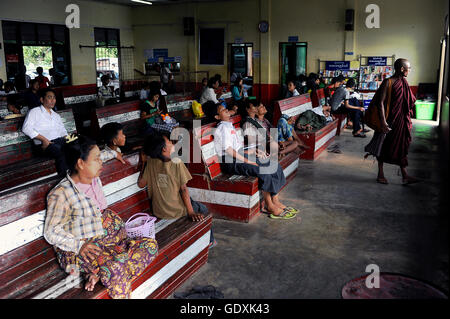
[242,100,277,157]
[22,88,69,176]
[2,98,25,120]
[44,135,158,299]
[23,79,41,109]
[213,104,299,219]
[199,77,221,105]
[231,77,246,106]
[285,81,300,99]
[100,122,127,164]
[140,90,161,135]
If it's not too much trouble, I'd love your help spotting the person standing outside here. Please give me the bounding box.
[35,67,50,90]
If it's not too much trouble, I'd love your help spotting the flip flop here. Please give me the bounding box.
[376,178,389,184]
[284,206,300,214]
[269,209,296,220]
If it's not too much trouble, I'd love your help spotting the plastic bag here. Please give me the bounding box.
[192,100,205,118]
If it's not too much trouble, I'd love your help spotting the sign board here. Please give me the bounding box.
[367,56,387,66]
[325,61,350,71]
[153,49,169,59]
[253,51,261,58]
[6,54,19,63]
[288,36,299,42]
[234,37,244,44]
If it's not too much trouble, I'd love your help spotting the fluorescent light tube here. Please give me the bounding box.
[131,0,153,5]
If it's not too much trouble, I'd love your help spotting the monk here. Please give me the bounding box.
[373,58,419,185]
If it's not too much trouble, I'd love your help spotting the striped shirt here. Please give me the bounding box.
[44,175,105,254]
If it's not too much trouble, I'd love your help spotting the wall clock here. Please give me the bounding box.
[258,21,269,33]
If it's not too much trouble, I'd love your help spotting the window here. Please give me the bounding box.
[1,21,71,87]
[94,28,120,92]
[199,28,224,65]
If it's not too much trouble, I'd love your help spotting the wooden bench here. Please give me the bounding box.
[0,109,77,192]
[273,94,339,160]
[0,151,212,299]
[161,94,198,130]
[90,100,144,149]
[186,115,299,223]
[56,84,98,136]
[121,80,146,101]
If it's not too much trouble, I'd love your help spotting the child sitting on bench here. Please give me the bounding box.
[100,122,127,164]
[137,132,216,246]
[213,104,299,219]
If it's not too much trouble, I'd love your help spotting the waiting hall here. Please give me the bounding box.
[0,0,448,304]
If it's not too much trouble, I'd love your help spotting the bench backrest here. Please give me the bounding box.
[0,152,149,298]
[59,84,98,109]
[311,88,326,107]
[272,93,313,127]
[190,115,243,179]
[0,109,76,167]
[93,100,142,140]
[121,80,147,100]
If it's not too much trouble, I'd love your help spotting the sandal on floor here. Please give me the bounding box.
[353,133,367,138]
[376,177,389,184]
[284,206,299,214]
[269,209,296,220]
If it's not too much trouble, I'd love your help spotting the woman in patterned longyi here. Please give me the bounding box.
[44,135,158,299]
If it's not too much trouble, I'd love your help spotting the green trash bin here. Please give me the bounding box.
[415,100,436,120]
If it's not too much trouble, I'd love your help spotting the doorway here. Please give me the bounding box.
[228,43,253,94]
[279,42,307,86]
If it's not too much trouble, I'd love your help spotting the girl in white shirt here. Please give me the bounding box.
[199,77,221,104]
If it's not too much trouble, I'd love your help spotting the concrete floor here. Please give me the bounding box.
[174,121,449,299]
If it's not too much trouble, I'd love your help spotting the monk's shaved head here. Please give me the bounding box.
[394,58,410,72]
[394,58,411,77]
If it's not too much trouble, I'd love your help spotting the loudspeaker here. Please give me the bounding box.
[345,9,354,31]
[183,17,195,36]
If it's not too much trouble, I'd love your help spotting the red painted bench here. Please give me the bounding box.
[90,100,144,150]
[0,109,77,192]
[310,88,326,108]
[0,151,212,299]
[273,94,339,160]
[186,115,299,223]
[121,80,147,101]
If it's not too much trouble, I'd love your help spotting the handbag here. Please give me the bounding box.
[363,79,392,132]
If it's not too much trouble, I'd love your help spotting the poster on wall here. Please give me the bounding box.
[359,55,395,91]
[319,60,359,85]
[6,54,19,63]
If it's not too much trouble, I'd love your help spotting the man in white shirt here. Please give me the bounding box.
[22,88,69,176]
